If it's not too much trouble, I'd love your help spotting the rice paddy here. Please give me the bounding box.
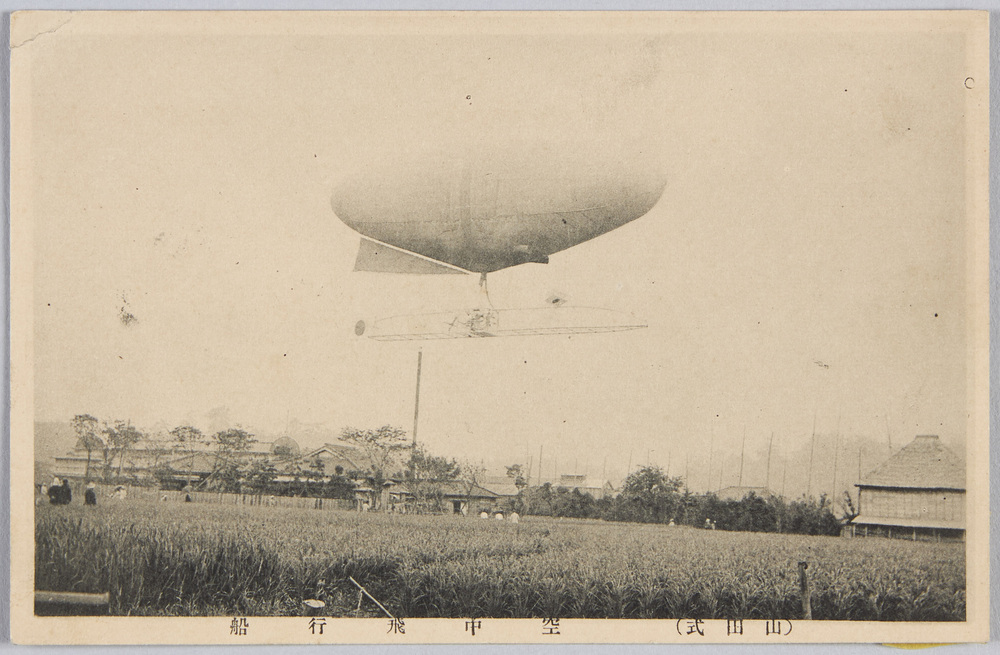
[35,499,965,620]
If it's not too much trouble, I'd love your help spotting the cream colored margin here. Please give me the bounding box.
[9,10,990,645]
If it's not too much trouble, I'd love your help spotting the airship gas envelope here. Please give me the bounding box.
[333,149,667,274]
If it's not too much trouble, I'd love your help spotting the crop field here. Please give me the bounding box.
[35,500,965,620]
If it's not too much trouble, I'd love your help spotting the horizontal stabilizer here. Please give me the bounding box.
[354,238,467,275]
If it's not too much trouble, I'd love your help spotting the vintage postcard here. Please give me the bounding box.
[9,10,989,645]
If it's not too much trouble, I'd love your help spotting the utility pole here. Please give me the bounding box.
[537,444,543,486]
[781,453,787,497]
[707,424,715,495]
[807,410,817,498]
[832,431,841,501]
[738,426,746,487]
[766,431,774,490]
[412,350,422,448]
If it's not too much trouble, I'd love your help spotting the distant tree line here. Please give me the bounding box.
[501,465,843,537]
[67,414,844,535]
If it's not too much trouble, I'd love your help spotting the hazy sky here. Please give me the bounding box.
[23,13,978,492]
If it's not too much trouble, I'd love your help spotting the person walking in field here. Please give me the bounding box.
[84,482,97,506]
[59,479,72,505]
[47,477,62,505]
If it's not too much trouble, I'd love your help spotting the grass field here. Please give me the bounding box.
[35,499,965,620]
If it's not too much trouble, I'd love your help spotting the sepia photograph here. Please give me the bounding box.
[8,10,990,644]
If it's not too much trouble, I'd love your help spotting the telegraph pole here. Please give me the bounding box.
[707,424,715,495]
[807,410,817,498]
[738,426,746,487]
[412,350,422,447]
[766,431,774,490]
[781,453,787,497]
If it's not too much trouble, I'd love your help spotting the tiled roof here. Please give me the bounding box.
[859,435,965,490]
[167,452,223,473]
[394,480,498,499]
[479,480,522,496]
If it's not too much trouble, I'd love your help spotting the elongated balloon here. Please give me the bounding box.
[333,147,666,274]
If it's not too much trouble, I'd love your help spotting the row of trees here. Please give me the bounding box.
[71,413,259,486]
[500,465,844,536]
[69,417,481,506]
[68,415,845,534]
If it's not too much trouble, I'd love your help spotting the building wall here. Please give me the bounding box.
[860,487,965,523]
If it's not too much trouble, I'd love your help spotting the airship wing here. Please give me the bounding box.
[354,237,469,275]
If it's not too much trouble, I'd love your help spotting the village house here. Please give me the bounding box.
[383,480,500,514]
[847,434,965,541]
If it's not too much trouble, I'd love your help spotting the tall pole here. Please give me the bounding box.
[538,444,543,486]
[707,424,715,495]
[807,410,817,498]
[831,412,841,500]
[412,350,422,447]
[857,445,862,483]
[738,426,746,487]
[781,454,787,497]
[766,431,774,490]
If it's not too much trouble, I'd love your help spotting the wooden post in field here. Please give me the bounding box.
[35,591,110,616]
[798,561,812,620]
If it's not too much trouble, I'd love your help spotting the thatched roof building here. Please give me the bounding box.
[849,434,965,541]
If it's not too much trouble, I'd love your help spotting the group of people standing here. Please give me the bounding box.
[41,478,98,506]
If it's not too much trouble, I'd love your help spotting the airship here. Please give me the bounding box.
[333,147,666,340]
